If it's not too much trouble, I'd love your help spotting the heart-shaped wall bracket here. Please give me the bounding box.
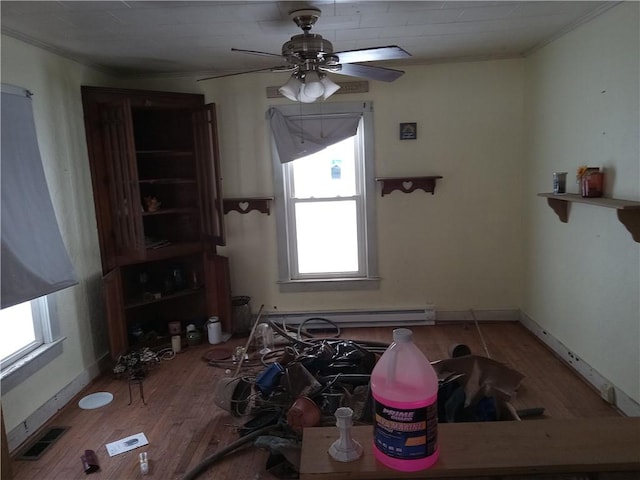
[375,176,443,196]
[223,197,273,215]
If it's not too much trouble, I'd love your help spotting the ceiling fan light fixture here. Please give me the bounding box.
[320,76,340,99]
[302,70,324,98]
[278,70,340,103]
[278,74,303,101]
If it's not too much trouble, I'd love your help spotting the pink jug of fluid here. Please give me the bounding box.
[370,328,439,471]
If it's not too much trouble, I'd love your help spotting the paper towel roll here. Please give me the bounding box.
[207,317,222,344]
[171,335,181,353]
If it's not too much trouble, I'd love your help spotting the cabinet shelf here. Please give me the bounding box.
[538,193,640,242]
[117,242,206,266]
[125,287,204,310]
[223,197,273,215]
[136,150,193,157]
[142,207,198,216]
[138,243,202,263]
[139,178,196,185]
[375,176,443,196]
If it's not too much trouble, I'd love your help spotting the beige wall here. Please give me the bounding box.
[196,60,526,314]
[1,35,115,432]
[522,2,639,403]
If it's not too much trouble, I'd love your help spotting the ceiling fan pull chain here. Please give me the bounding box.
[298,102,305,145]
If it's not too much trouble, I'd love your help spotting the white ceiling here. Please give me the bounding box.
[1,1,617,79]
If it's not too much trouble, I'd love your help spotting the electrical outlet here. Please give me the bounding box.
[425,303,436,322]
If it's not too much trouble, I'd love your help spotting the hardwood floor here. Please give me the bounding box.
[6,322,622,480]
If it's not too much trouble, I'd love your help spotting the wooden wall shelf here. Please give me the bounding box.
[375,176,443,196]
[223,197,273,215]
[538,193,640,242]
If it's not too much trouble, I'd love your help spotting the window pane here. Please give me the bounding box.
[0,302,36,361]
[291,137,356,199]
[295,200,359,274]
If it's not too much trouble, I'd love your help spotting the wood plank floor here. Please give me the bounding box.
[6,322,622,480]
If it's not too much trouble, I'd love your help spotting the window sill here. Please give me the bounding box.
[1,337,65,393]
[277,277,380,293]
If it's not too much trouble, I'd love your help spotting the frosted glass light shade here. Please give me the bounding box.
[298,90,318,103]
[279,71,340,102]
[321,76,341,99]
[279,75,302,101]
[302,71,324,98]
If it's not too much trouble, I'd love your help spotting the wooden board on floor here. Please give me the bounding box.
[300,417,640,480]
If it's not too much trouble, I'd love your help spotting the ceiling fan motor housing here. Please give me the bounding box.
[283,34,334,63]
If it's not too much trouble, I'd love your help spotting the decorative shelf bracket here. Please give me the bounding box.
[617,209,640,242]
[223,197,273,215]
[545,197,569,223]
[375,176,443,197]
[538,193,640,243]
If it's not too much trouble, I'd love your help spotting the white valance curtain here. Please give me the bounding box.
[1,84,77,309]
[267,106,362,164]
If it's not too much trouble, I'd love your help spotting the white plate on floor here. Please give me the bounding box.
[78,392,113,410]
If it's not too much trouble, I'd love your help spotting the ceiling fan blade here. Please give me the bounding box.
[197,66,292,82]
[334,45,411,64]
[332,63,405,82]
[231,47,283,59]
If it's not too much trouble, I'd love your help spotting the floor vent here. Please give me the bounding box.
[17,426,69,461]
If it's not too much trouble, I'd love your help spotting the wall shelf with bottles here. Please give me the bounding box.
[375,176,443,196]
[538,193,640,243]
[223,197,273,215]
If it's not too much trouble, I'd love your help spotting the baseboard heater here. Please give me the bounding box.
[266,307,436,329]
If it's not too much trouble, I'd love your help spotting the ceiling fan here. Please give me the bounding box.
[199,7,411,102]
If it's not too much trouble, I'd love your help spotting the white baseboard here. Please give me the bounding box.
[519,312,640,417]
[435,309,520,322]
[7,352,110,453]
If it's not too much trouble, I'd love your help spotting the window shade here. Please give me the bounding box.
[1,85,78,309]
[267,106,361,164]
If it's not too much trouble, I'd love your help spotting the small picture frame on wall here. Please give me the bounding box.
[400,122,417,140]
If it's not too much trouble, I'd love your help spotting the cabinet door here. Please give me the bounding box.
[103,268,128,359]
[100,100,145,260]
[193,104,225,246]
[204,253,232,333]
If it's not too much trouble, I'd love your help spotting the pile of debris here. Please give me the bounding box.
[186,319,528,480]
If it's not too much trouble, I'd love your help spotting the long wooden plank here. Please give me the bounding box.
[300,417,640,479]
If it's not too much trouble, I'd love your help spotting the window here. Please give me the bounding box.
[271,102,378,291]
[0,301,43,365]
[0,296,63,391]
[0,297,58,368]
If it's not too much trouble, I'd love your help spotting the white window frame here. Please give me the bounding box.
[271,101,379,292]
[1,298,45,366]
[0,295,64,393]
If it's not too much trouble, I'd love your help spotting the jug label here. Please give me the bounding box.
[373,400,437,460]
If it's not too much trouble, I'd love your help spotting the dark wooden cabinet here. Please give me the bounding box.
[82,87,230,359]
